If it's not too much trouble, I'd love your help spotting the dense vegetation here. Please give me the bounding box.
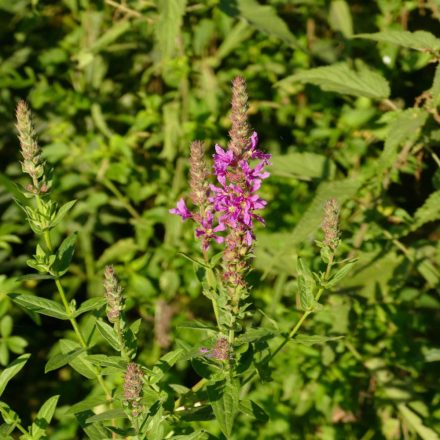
[0,0,439,439]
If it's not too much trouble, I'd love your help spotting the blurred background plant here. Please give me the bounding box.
[0,0,439,439]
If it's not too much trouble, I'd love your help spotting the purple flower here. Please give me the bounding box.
[195,210,226,250]
[169,198,192,220]
[213,145,234,186]
[247,132,271,164]
[239,160,270,188]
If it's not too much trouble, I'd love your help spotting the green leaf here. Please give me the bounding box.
[90,21,131,53]
[398,404,439,440]
[150,348,184,384]
[86,408,126,423]
[270,152,336,181]
[0,353,31,397]
[177,321,218,333]
[239,399,269,422]
[65,395,108,415]
[329,0,353,38]
[378,108,428,173]
[45,348,85,373]
[431,63,440,106]
[86,355,127,370]
[51,200,77,228]
[207,379,239,438]
[52,232,77,276]
[412,190,440,231]
[278,63,390,99]
[234,0,298,48]
[155,0,187,60]
[235,328,276,345]
[355,30,440,52]
[297,258,315,311]
[169,431,209,440]
[74,297,106,317]
[95,320,120,351]
[31,395,59,439]
[325,260,357,288]
[59,339,96,379]
[9,294,69,320]
[0,171,28,206]
[293,334,344,346]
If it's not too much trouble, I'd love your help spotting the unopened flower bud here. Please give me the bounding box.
[322,198,340,250]
[212,337,230,361]
[228,76,251,157]
[123,363,144,417]
[103,265,124,323]
[189,140,209,206]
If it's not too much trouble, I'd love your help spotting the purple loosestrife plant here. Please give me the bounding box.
[170,79,355,439]
[170,78,271,331]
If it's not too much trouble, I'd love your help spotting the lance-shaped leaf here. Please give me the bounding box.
[0,353,30,397]
[74,297,106,317]
[45,348,85,373]
[297,258,315,311]
[52,232,77,276]
[31,395,59,439]
[294,334,344,346]
[207,379,240,438]
[278,63,390,99]
[9,294,69,320]
[325,260,357,288]
[59,339,96,379]
[354,30,440,52]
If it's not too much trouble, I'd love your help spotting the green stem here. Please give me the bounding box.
[101,178,140,219]
[115,320,131,362]
[15,421,30,437]
[34,197,112,402]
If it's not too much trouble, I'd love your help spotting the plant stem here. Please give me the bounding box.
[101,177,140,220]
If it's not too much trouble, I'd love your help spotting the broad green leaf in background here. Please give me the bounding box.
[329,0,353,38]
[0,353,30,397]
[207,379,240,438]
[155,0,187,60]
[270,152,336,181]
[278,63,390,99]
[412,190,440,231]
[234,0,299,48]
[378,108,428,173]
[431,63,440,105]
[355,30,440,52]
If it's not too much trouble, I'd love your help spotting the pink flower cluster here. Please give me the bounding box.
[169,132,271,251]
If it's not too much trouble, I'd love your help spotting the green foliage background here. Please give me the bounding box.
[0,0,439,438]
